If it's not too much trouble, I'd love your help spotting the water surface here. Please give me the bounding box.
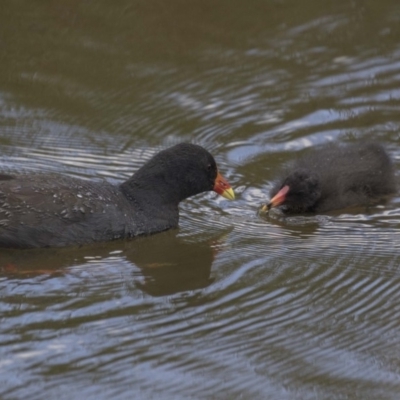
[1,1,400,399]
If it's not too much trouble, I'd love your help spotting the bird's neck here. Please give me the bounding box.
[119,177,180,234]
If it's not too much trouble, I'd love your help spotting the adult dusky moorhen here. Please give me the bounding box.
[262,142,396,214]
[0,143,235,248]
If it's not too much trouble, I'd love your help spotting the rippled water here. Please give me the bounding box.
[2,0,400,399]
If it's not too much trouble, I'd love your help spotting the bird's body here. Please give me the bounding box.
[0,143,234,248]
[264,142,396,214]
[0,175,139,248]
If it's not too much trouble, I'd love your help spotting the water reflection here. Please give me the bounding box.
[1,232,218,297]
[2,0,400,398]
[132,235,216,296]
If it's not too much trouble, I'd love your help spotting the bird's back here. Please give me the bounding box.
[0,173,138,248]
[294,142,396,212]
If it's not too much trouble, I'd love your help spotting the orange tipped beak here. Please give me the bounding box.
[213,172,235,200]
[261,185,289,212]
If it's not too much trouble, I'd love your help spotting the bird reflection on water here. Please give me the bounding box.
[0,231,222,297]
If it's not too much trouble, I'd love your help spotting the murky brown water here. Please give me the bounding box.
[1,1,400,398]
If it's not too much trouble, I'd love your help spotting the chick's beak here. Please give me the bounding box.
[213,172,235,200]
[261,185,289,212]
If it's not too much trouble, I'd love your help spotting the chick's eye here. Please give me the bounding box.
[207,164,212,171]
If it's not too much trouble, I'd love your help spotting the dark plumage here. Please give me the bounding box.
[0,143,234,248]
[262,142,396,214]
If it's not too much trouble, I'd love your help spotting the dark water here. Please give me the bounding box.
[1,1,400,399]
